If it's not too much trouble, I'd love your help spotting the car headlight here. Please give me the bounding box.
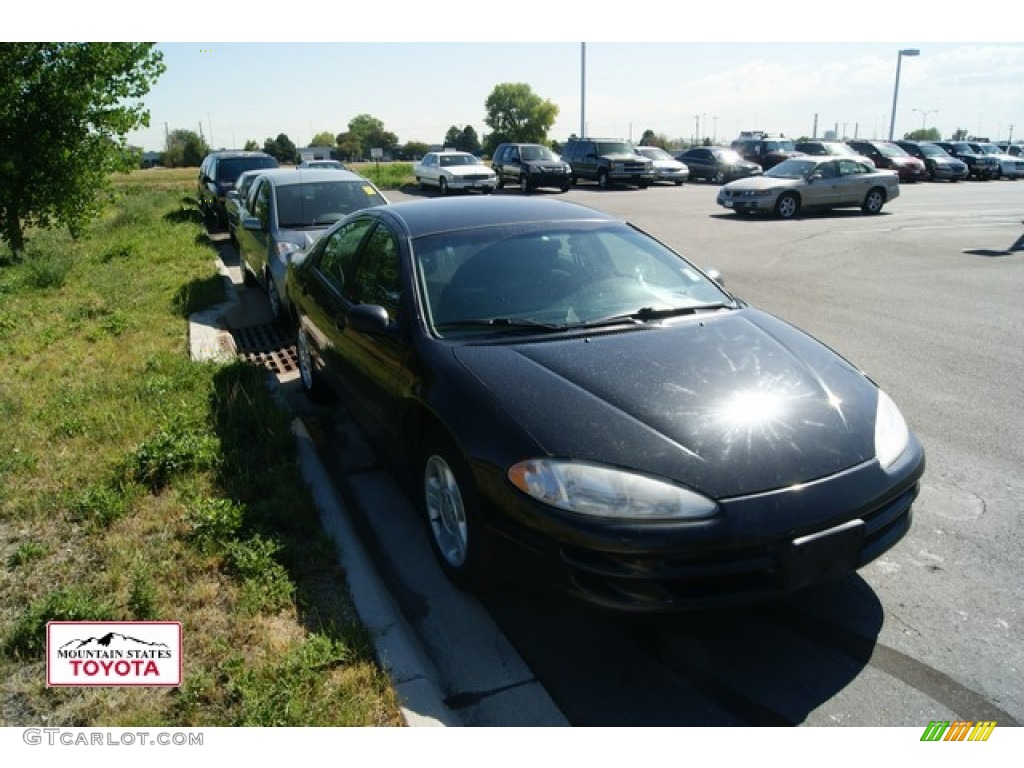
[508,459,717,520]
[742,189,773,197]
[874,389,910,469]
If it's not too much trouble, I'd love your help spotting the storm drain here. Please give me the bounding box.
[231,323,298,375]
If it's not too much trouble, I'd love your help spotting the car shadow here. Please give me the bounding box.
[711,209,895,223]
[483,575,885,725]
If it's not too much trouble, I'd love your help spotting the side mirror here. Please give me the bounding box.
[347,304,392,335]
[242,216,263,232]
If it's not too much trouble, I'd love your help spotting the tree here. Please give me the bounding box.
[163,128,209,168]
[243,139,260,151]
[443,125,482,154]
[343,114,398,160]
[483,83,559,155]
[309,131,337,148]
[399,141,430,161]
[904,128,941,141]
[263,133,297,164]
[0,43,165,255]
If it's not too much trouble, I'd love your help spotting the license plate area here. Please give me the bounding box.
[781,519,865,590]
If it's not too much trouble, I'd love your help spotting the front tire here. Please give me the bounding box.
[420,433,491,591]
[267,274,283,323]
[597,170,610,190]
[519,175,531,194]
[862,187,886,215]
[296,325,329,402]
[439,177,449,196]
[774,192,800,219]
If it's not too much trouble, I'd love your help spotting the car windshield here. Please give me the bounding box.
[765,139,797,152]
[976,144,1000,155]
[596,142,632,155]
[917,144,948,158]
[765,159,818,179]
[219,156,277,183]
[876,143,910,158]
[638,147,674,160]
[275,181,387,228]
[712,149,743,163]
[439,154,480,167]
[414,222,733,338]
[520,146,559,161]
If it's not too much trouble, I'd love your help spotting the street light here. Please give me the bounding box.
[913,107,937,132]
[888,48,920,141]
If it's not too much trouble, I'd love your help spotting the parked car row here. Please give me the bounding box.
[198,150,391,322]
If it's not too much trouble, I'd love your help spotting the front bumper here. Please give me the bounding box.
[716,190,775,213]
[447,175,496,191]
[482,434,926,612]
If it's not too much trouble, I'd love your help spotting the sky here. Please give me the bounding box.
[11,4,1024,153]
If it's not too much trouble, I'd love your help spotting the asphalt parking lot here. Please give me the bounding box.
[210,177,1023,727]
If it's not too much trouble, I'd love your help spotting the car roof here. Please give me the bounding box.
[208,150,274,159]
[250,168,371,187]
[356,196,617,240]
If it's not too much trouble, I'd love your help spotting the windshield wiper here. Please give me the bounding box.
[575,302,734,329]
[434,317,568,333]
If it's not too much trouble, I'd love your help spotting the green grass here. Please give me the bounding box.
[0,169,402,727]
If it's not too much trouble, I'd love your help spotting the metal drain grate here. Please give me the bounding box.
[231,323,298,375]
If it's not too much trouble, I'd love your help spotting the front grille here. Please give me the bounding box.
[559,484,918,609]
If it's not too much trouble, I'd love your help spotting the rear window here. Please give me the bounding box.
[219,156,279,183]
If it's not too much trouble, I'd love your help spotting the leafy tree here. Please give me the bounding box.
[904,128,941,141]
[952,128,969,141]
[162,128,209,168]
[483,83,559,155]
[263,133,297,164]
[0,43,165,255]
[443,125,482,154]
[342,114,398,160]
[243,139,260,151]
[399,141,430,161]
[309,131,337,148]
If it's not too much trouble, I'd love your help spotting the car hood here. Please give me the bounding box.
[652,159,688,171]
[443,165,495,178]
[451,309,879,499]
[722,175,800,192]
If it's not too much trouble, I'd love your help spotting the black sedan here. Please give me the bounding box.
[675,146,763,184]
[286,197,925,612]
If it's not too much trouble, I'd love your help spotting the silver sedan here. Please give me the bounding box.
[717,157,900,219]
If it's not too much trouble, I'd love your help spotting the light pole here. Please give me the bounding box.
[913,107,937,133]
[888,48,920,141]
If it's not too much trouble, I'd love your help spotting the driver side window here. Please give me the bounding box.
[317,218,375,293]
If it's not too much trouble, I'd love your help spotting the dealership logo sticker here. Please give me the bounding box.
[920,720,997,742]
[47,622,182,686]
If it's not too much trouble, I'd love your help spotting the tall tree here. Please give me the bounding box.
[0,43,165,255]
[263,133,297,164]
[483,83,558,155]
[163,128,209,168]
[309,130,337,148]
[344,114,398,159]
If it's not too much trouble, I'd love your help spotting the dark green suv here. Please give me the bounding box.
[561,138,654,189]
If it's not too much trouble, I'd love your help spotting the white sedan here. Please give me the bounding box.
[413,151,496,195]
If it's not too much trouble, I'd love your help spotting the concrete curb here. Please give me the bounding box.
[188,256,458,727]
